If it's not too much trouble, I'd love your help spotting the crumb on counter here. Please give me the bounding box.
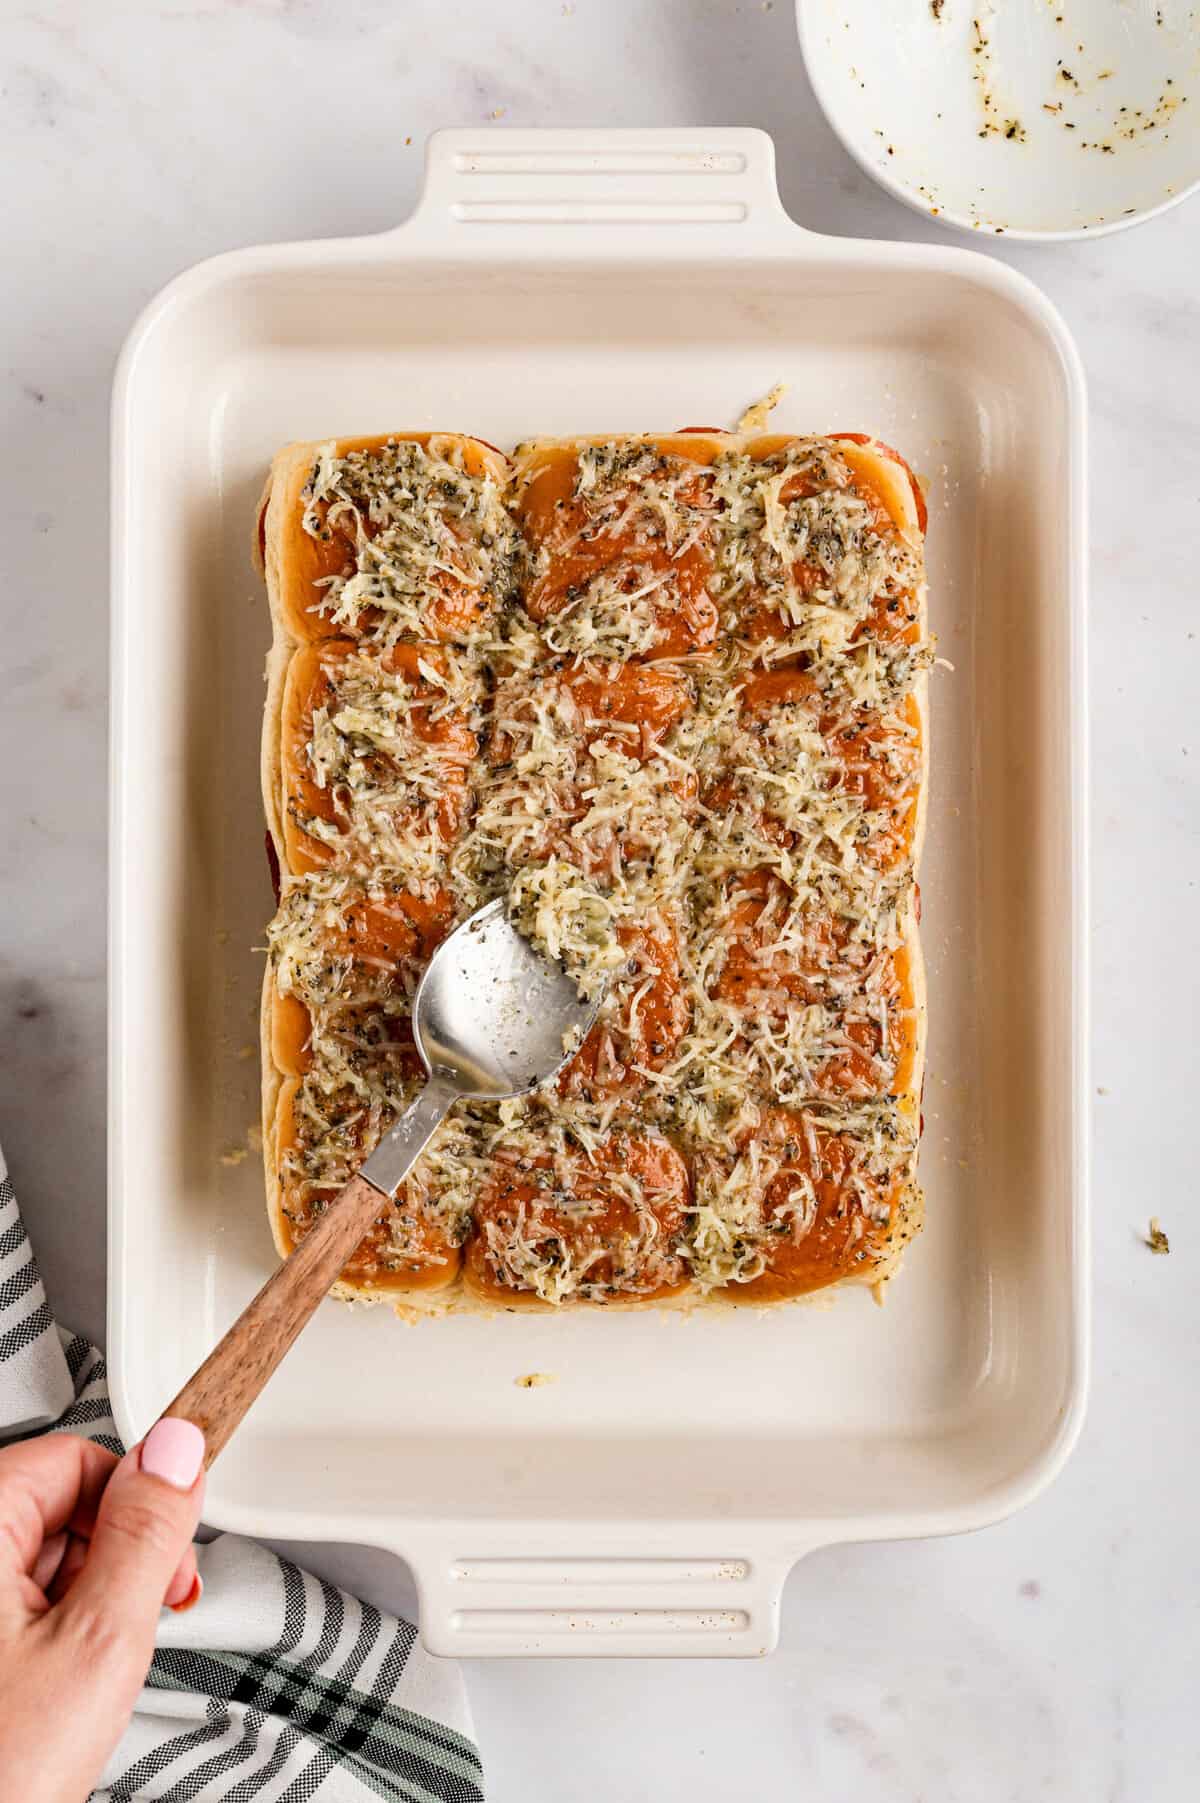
[515,1371,558,1388]
[1147,1218,1170,1256]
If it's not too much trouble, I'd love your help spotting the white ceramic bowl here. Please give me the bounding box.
[797,0,1200,239]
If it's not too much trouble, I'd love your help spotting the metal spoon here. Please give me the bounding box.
[160,899,603,1464]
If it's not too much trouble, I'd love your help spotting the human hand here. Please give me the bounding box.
[0,1423,205,1803]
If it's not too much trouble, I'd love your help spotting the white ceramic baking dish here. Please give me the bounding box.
[109,127,1089,1659]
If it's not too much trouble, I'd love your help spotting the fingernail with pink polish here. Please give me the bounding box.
[141,1419,206,1490]
[169,1573,204,1614]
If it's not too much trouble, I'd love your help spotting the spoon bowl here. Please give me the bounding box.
[358,899,604,1198]
[413,896,603,1100]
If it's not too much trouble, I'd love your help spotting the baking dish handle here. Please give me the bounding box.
[406,1536,800,1658]
[394,126,809,252]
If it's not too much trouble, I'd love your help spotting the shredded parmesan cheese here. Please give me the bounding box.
[268,427,929,1302]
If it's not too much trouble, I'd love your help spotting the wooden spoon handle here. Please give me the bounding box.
[161,1079,454,1465]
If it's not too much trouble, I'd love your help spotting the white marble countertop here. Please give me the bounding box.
[3,1,1197,1796]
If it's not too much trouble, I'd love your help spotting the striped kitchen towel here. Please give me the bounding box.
[0,1152,485,1803]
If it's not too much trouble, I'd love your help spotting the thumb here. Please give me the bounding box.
[61,1420,205,1640]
